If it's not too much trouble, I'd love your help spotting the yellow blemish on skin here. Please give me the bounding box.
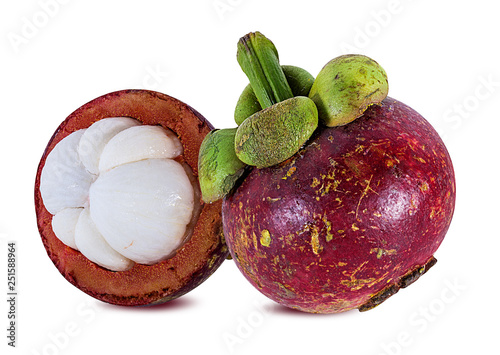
[420,181,429,192]
[409,196,418,215]
[371,248,397,259]
[321,180,341,197]
[341,278,376,290]
[239,229,249,249]
[283,234,294,245]
[414,156,427,163]
[344,261,368,276]
[325,220,334,242]
[326,170,336,180]
[386,159,394,167]
[312,213,334,242]
[355,144,365,154]
[355,175,377,220]
[266,196,281,203]
[282,166,297,180]
[340,261,374,291]
[208,254,218,268]
[373,211,382,217]
[338,262,347,266]
[367,273,390,288]
[351,223,360,231]
[311,227,323,255]
[260,229,271,247]
[252,231,258,250]
[311,177,321,188]
[275,282,296,298]
[296,223,311,235]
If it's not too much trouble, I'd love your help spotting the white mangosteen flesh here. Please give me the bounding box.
[39,117,197,271]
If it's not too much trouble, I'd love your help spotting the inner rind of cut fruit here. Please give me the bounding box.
[39,117,200,272]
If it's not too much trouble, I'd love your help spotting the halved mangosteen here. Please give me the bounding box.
[34,89,228,306]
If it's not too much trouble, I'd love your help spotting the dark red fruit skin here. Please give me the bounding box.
[34,89,228,306]
[222,97,455,313]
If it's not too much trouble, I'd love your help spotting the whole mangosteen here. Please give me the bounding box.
[222,96,455,313]
[202,32,456,314]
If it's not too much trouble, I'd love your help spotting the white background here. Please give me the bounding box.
[1,0,498,354]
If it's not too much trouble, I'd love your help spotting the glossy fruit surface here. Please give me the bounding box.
[35,89,228,306]
[222,97,455,313]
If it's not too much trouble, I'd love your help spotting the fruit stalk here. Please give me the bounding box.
[237,32,293,108]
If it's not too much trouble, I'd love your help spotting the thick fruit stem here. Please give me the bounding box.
[237,32,293,109]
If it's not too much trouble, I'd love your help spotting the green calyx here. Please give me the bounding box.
[234,65,315,125]
[198,32,391,203]
[198,128,246,203]
[234,85,261,127]
[233,32,318,168]
[199,32,318,202]
[234,96,318,168]
[309,54,388,127]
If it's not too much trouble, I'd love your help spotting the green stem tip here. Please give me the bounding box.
[237,32,293,109]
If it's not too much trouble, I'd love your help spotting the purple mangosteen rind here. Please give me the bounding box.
[222,97,456,313]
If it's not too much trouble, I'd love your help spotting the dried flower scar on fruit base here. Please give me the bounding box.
[34,89,228,306]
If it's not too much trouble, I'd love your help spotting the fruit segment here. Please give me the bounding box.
[89,159,194,265]
[98,125,184,172]
[39,117,196,271]
[51,207,82,250]
[78,117,140,175]
[40,130,96,214]
[74,208,134,271]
